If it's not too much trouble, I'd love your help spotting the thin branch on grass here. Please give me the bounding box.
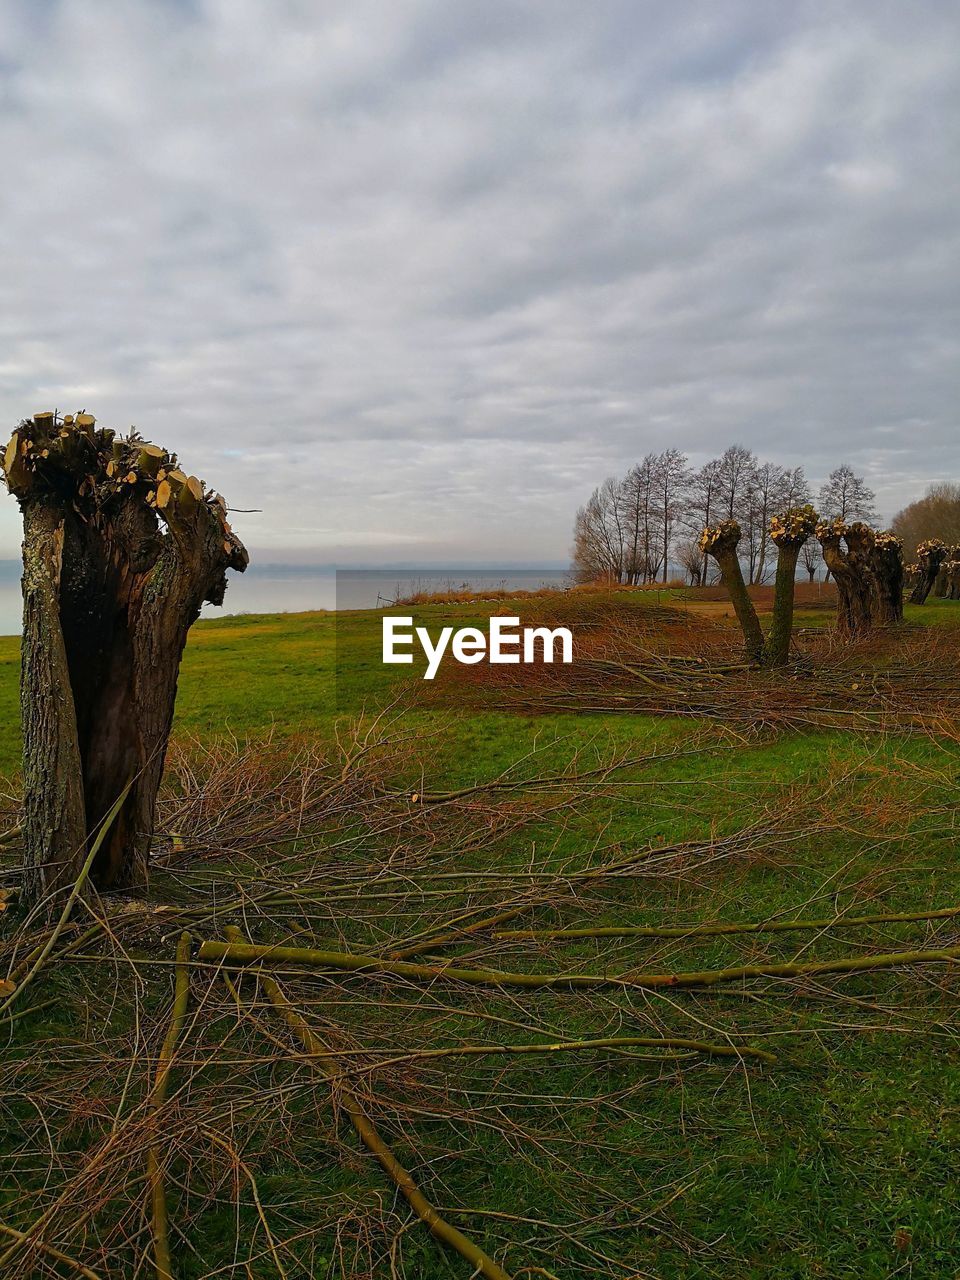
[494,903,960,943]
[200,937,960,993]
[223,927,514,1280]
[147,931,193,1280]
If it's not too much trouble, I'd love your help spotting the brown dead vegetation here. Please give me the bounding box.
[425,596,960,734]
[1,686,959,1277]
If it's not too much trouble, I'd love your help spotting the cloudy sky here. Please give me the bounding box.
[1,1,957,564]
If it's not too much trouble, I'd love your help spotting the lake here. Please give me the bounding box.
[0,562,573,636]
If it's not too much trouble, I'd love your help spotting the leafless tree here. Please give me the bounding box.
[818,464,878,523]
[656,449,692,582]
[891,482,960,561]
[800,540,822,583]
[621,456,661,583]
[674,535,705,586]
[686,458,724,585]
[572,479,627,582]
[715,444,758,521]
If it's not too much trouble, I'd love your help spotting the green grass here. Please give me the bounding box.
[3,595,960,1277]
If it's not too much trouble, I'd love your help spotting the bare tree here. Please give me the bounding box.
[572,479,627,582]
[715,444,757,521]
[3,411,248,899]
[745,462,789,584]
[686,458,723,585]
[780,466,811,509]
[891,482,960,561]
[800,540,822,583]
[818,464,878,524]
[674,535,705,586]
[656,449,692,582]
[620,456,661,583]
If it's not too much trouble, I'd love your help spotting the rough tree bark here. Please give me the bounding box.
[870,532,904,625]
[816,520,905,635]
[765,505,818,667]
[2,412,248,899]
[816,520,877,639]
[909,539,947,605]
[700,508,817,669]
[933,546,958,598]
[697,521,765,663]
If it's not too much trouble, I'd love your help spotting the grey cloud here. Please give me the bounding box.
[0,0,958,563]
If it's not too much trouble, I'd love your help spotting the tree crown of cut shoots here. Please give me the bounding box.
[0,410,245,572]
[769,504,818,547]
[698,519,741,554]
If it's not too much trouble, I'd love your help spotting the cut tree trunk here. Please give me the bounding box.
[870,533,904,625]
[817,521,876,638]
[909,540,947,605]
[765,546,801,667]
[19,500,87,899]
[765,506,817,668]
[698,521,765,663]
[4,412,248,899]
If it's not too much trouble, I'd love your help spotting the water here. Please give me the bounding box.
[0,562,573,636]
[0,561,20,637]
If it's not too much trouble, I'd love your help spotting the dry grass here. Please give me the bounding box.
[1,694,958,1277]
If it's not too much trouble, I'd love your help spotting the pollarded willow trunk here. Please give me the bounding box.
[698,520,765,663]
[932,546,958,598]
[817,520,877,639]
[909,539,947,605]
[765,505,818,667]
[3,412,248,899]
[870,532,904,625]
[944,560,960,601]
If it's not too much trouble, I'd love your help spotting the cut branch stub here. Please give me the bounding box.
[1,410,249,898]
[698,520,765,662]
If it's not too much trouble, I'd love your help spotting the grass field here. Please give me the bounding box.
[2,592,960,1279]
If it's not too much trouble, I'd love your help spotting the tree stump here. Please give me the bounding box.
[2,412,248,899]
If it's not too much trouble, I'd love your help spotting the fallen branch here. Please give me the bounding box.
[0,1221,102,1279]
[147,931,193,1280]
[495,903,960,943]
[334,1034,776,1068]
[0,781,133,1017]
[199,937,960,992]
[223,927,513,1280]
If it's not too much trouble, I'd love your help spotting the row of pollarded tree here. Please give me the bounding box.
[906,540,960,602]
[572,446,879,587]
[699,508,911,668]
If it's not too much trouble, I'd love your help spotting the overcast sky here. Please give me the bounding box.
[1,1,958,564]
